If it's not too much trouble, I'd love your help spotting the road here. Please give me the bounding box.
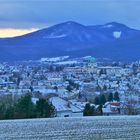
[0,116,140,140]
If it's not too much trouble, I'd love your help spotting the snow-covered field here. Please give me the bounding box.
[40,56,69,62]
[0,116,140,140]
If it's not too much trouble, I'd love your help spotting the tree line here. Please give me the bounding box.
[94,92,120,106]
[0,93,55,120]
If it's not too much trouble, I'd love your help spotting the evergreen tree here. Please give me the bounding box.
[99,94,106,105]
[94,96,100,105]
[4,106,15,119]
[96,85,101,91]
[29,86,33,92]
[78,92,82,99]
[103,85,107,91]
[66,85,73,92]
[14,93,35,119]
[108,93,113,102]
[114,92,120,101]
[83,103,94,116]
[99,104,103,115]
[53,86,58,92]
[36,98,55,118]
[0,104,6,119]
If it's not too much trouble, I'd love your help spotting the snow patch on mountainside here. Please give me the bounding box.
[103,24,113,28]
[55,60,78,65]
[113,31,122,39]
[83,56,92,59]
[43,34,67,39]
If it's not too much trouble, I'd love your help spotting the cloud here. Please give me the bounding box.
[0,0,140,29]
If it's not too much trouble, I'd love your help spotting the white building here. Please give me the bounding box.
[49,97,83,117]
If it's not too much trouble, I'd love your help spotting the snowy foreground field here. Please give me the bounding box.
[0,116,140,140]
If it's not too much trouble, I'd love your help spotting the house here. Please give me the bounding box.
[49,97,83,117]
[31,97,39,104]
[102,102,120,116]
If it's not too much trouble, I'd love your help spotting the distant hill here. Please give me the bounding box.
[0,21,140,62]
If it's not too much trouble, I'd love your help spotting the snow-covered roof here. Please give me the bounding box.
[50,97,82,113]
[31,97,39,104]
[50,97,71,112]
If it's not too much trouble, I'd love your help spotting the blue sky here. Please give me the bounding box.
[0,0,140,37]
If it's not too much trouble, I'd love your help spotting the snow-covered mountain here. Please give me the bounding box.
[0,21,140,62]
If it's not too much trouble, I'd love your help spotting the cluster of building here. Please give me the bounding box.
[0,58,140,117]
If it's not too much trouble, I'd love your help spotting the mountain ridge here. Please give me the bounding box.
[0,21,140,62]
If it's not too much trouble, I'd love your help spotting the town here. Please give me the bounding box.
[0,56,140,118]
